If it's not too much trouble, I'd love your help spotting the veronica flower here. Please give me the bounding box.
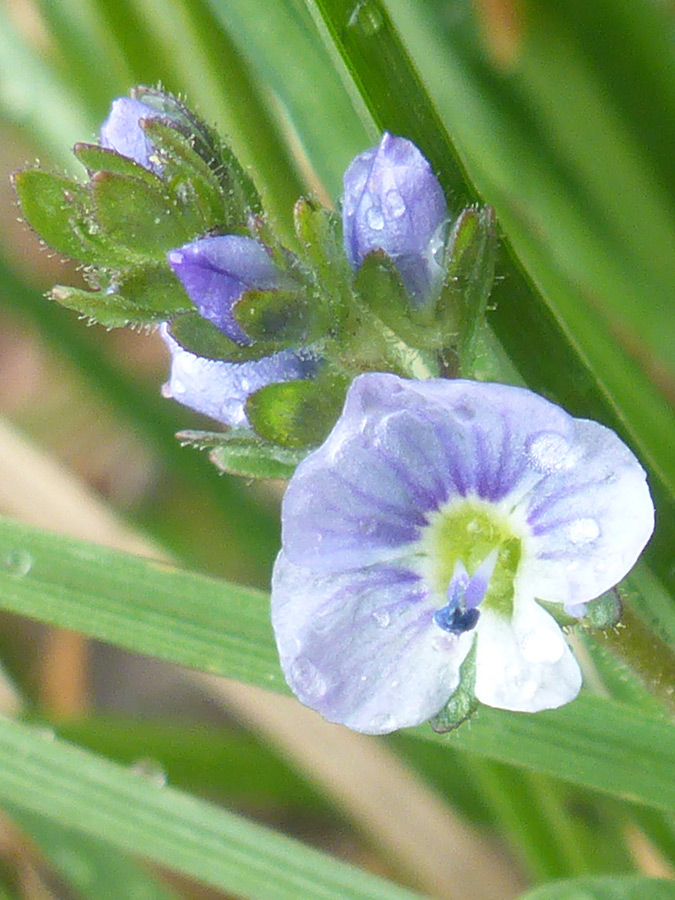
[272,373,654,734]
[342,133,447,303]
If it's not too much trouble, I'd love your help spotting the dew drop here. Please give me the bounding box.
[369,712,395,732]
[172,378,186,396]
[160,381,173,398]
[366,204,385,230]
[130,758,167,787]
[4,549,33,576]
[527,431,570,472]
[384,189,406,219]
[347,0,383,36]
[290,658,327,700]
[567,517,600,545]
[372,609,390,628]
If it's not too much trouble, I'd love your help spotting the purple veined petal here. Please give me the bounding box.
[474,596,582,712]
[516,417,654,607]
[159,324,318,428]
[342,133,447,302]
[281,373,577,573]
[99,97,162,171]
[168,236,281,343]
[272,551,472,734]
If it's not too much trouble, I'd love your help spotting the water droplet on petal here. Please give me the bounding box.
[567,517,600,545]
[453,400,475,422]
[369,712,395,732]
[130,758,167,787]
[527,431,570,472]
[372,609,390,628]
[290,658,327,700]
[4,549,33,576]
[172,378,186,396]
[366,204,385,230]
[384,189,406,219]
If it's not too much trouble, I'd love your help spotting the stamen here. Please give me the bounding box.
[434,551,498,635]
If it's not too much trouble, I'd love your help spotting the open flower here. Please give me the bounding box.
[342,133,447,303]
[272,373,654,734]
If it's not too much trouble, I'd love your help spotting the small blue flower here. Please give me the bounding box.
[342,133,447,303]
[99,96,164,172]
[272,373,654,734]
[168,235,280,343]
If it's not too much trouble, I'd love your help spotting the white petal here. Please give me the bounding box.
[474,598,582,712]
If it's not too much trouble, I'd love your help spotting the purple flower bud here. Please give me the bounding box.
[168,235,281,344]
[99,97,164,171]
[160,325,318,428]
[342,133,447,303]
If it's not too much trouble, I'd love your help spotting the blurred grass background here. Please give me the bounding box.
[0,0,673,898]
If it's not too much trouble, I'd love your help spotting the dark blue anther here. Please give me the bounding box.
[434,605,480,635]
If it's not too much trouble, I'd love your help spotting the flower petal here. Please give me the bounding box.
[272,551,470,734]
[168,236,280,343]
[342,133,447,302]
[518,417,654,606]
[474,598,582,712]
[160,325,317,428]
[99,97,160,171]
[282,373,574,572]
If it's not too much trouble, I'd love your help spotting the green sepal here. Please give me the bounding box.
[49,286,163,328]
[12,169,117,265]
[537,599,579,628]
[293,198,351,311]
[246,374,346,449]
[141,119,228,231]
[583,589,622,630]
[353,250,440,349]
[436,206,497,373]
[91,171,203,261]
[133,86,263,221]
[50,265,192,327]
[232,288,317,344]
[169,311,281,362]
[73,143,159,186]
[177,429,306,480]
[429,638,478,733]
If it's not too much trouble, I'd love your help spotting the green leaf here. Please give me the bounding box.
[91,170,203,260]
[170,312,281,361]
[293,198,352,309]
[0,518,674,811]
[516,875,675,900]
[246,377,346,448]
[0,717,425,900]
[8,806,182,900]
[13,169,113,264]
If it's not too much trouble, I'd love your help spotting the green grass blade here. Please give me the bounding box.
[0,517,673,811]
[7,805,183,900]
[515,875,675,900]
[0,717,425,900]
